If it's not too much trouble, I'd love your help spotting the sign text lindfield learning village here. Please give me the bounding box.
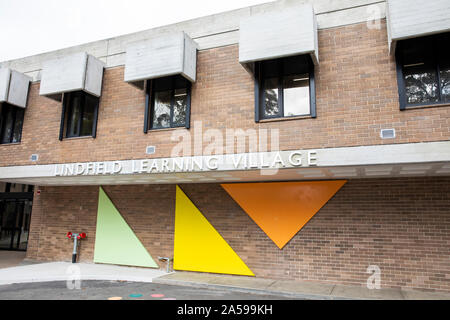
[54,150,318,176]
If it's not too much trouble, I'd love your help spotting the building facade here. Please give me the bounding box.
[0,0,449,292]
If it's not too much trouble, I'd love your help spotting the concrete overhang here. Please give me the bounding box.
[0,1,388,82]
[239,3,319,73]
[1,141,449,186]
[124,32,198,89]
[39,52,105,101]
[0,68,31,108]
[386,0,450,54]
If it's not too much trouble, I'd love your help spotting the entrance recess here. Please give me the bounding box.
[0,184,33,251]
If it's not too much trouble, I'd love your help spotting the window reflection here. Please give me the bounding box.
[153,90,171,128]
[67,95,82,137]
[258,55,313,120]
[440,66,450,102]
[1,109,14,144]
[173,88,187,126]
[12,109,24,143]
[64,91,99,138]
[150,75,190,129]
[80,96,96,136]
[283,74,310,116]
[403,64,439,105]
[263,78,279,117]
[398,32,450,107]
[0,104,25,144]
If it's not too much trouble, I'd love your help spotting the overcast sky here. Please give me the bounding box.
[0,0,271,62]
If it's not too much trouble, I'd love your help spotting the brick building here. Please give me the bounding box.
[0,0,449,292]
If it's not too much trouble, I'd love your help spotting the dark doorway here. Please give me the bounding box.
[0,183,34,251]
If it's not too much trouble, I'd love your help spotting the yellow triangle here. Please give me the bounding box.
[173,186,254,276]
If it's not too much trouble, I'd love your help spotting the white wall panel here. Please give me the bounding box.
[0,68,10,103]
[39,52,86,98]
[39,52,104,100]
[124,32,197,85]
[239,4,319,68]
[84,55,105,97]
[183,33,198,82]
[0,68,31,108]
[7,70,32,108]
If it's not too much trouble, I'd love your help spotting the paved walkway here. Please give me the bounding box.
[0,261,449,300]
[0,280,290,300]
[0,262,165,285]
[152,271,450,300]
[0,251,26,269]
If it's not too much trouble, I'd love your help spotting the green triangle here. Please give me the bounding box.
[93,187,158,268]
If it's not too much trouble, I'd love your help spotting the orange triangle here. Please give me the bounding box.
[221,181,346,249]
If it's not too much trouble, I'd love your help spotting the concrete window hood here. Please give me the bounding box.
[124,32,198,89]
[238,4,319,73]
[39,52,105,101]
[0,68,31,109]
[386,0,450,54]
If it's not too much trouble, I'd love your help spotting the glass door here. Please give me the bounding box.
[0,199,32,251]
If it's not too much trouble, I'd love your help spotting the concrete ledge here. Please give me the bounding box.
[0,262,166,285]
[2,141,450,186]
[152,271,450,300]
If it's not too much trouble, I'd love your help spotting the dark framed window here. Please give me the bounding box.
[144,75,191,132]
[59,91,99,140]
[395,32,450,110]
[0,103,25,144]
[254,54,316,121]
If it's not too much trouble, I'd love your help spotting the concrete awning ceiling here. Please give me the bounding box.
[2,162,449,187]
[0,68,31,108]
[124,32,198,89]
[1,141,449,186]
[386,0,450,53]
[239,4,319,72]
[39,52,105,101]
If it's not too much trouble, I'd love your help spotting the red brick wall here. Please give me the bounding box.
[26,177,450,292]
[1,20,449,166]
[26,185,175,269]
[26,186,99,262]
[104,184,175,268]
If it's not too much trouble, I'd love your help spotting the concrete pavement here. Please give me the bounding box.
[152,271,450,300]
[0,251,26,268]
[0,262,166,285]
[0,280,291,300]
[0,260,449,300]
